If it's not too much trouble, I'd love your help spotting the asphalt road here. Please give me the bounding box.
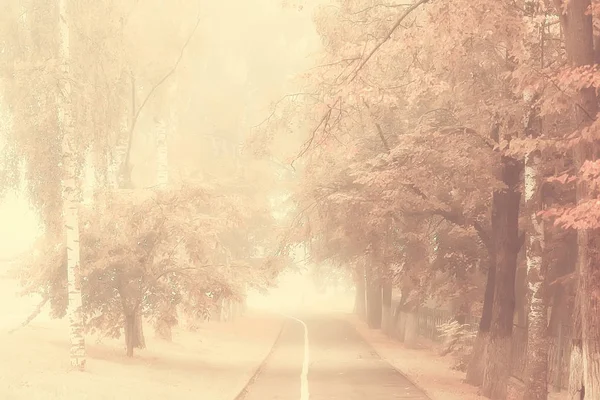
[239,314,430,400]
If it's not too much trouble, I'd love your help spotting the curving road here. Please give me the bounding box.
[238,314,430,400]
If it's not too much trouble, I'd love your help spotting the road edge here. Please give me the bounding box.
[233,317,286,400]
[344,314,434,400]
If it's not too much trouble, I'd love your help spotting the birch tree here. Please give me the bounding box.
[58,0,85,370]
[523,89,548,399]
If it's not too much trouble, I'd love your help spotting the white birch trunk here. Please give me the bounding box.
[523,149,548,400]
[58,0,85,370]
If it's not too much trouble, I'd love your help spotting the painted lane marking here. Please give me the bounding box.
[279,313,310,400]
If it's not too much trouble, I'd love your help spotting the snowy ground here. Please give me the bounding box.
[0,279,283,400]
[347,314,569,400]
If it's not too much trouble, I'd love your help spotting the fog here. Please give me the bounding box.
[247,268,354,314]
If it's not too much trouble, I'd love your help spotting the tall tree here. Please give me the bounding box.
[58,0,85,370]
[553,0,600,398]
[482,154,522,400]
[523,90,548,399]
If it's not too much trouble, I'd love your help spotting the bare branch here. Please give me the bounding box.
[293,2,429,162]
[308,58,360,71]
[362,98,391,152]
[374,123,391,152]
[396,179,492,249]
[404,206,491,251]
[350,3,415,15]
[252,92,319,129]
[8,295,49,334]
[123,9,202,179]
[348,0,431,83]
[290,97,341,168]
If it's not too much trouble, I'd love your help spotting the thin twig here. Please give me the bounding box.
[124,9,202,177]
[8,295,49,334]
[350,3,415,15]
[347,0,431,83]
[362,98,391,152]
[252,92,319,129]
[290,97,341,168]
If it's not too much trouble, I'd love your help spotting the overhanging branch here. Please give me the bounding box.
[348,0,431,82]
[290,97,341,168]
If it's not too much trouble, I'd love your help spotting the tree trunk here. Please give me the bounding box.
[569,340,584,399]
[467,330,489,386]
[397,311,407,342]
[228,298,234,321]
[155,317,173,341]
[124,307,145,357]
[365,263,382,329]
[354,263,366,320]
[382,278,393,335]
[153,120,174,339]
[568,285,583,398]
[391,301,403,339]
[391,290,409,339]
[466,238,497,386]
[559,1,600,397]
[523,148,548,400]
[135,307,145,348]
[482,156,522,400]
[570,351,585,400]
[547,281,566,337]
[156,120,169,187]
[579,231,600,400]
[515,260,528,328]
[58,0,85,371]
[467,120,502,388]
[125,313,135,357]
[217,297,231,322]
[404,309,419,347]
[232,301,240,320]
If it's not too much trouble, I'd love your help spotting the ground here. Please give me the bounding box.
[346,314,569,400]
[0,277,569,400]
[0,278,282,400]
[240,313,430,400]
[0,314,282,400]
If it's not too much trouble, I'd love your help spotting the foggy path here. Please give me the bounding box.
[240,314,430,400]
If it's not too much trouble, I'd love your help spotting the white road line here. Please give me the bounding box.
[279,313,310,400]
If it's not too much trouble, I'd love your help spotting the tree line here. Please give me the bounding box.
[259,1,600,400]
[0,0,299,368]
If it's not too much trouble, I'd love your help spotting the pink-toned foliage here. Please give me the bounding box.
[18,181,287,340]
